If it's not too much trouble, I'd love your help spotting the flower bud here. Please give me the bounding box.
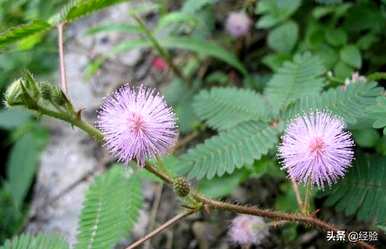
[225,12,251,38]
[40,83,54,101]
[4,78,25,106]
[173,177,190,197]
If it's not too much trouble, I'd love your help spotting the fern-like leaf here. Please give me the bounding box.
[325,155,386,225]
[368,96,386,134]
[0,20,51,49]
[181,121,279,179]
[193,87,270,130]
[286,82,383,126]
[74,167,143,249]
[52,0,128,24]
[0,233,68,249]
[265,53,325,112]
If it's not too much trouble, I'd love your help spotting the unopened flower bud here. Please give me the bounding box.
[173,177,190,197]
[40,83,54,101]
[52,86,68,106]
[4,78,25,106]
[225,12,251,38]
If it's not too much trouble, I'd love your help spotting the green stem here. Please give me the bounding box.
[131,13,191,86]
[37,105,104,143]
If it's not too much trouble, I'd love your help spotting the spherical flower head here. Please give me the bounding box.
[228,215,269,246]
[225,11,251,38]
[97,84,178,166]
[278,111,354,188]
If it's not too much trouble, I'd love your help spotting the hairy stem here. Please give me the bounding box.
[131,14,191,86]
[37,105,104,142]
[35,110,375,249]
[191,193,374,249]
[126,210,195,249]
[57,23,68,94]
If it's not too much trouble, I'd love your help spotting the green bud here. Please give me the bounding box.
[40,83,54,101]
[22,71,40,100]
[4,78,25,106]
[52,86,67,106]
[173,177,190,197]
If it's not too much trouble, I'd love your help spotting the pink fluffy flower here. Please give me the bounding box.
[97,84,178,166]
[225,11,252,38]
[228,215,269,246]
[278,111,354,188]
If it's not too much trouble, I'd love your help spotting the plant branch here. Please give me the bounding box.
[131,13,191,86]
[34,108,376,249]
[191,193,375,249]
[144,183,164,249]
[37,105,104,143]
[57,22,68,94]
[126,210,195,249]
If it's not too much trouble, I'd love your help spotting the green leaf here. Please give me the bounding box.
[181,121,279,179]
[256,0,301,28]
[182,0,216,13]
[0,233,69,249]
[6,131,48,208]
[86,23,141,35]
[54,0,129,23]
[74,167,143,249]
[325,29,347,47]
[352,128,380,148]
[0,109,31,130]
[156,11,199,30]
[193,87,270,130]
[286,82,383,126]
[340,45,361,68]
[112,36,247,76]
[197,170,247,198]
[325,155,386,225]
[265,53,325,112]
[368,96,386,134]
[0,20,51,49]
[267,21,298,53]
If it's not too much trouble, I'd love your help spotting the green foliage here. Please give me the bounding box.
[0,20,51,49]
[5,130,48,208]
[0,234,69,249]
[53,0,129,23]
[368,96,386,134]
[193,87,270,130]
[286,82,382,126]
[352,128,380,148]
[113,36,247,76]
[0,109,31,130]
[0,190,22,242]
[340,45,361,68]
[197,169,247,198]
[256,0,301,28]
[325,155,386,225]
[181,121,279,179]
[74,167,143,249]
[267,20,298,53]
[265,53,325,112]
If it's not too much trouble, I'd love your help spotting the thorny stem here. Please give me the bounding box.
[131,13,192,86]
[57,23,68,94]
[125,210,195,249]
[38,110,376,249]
